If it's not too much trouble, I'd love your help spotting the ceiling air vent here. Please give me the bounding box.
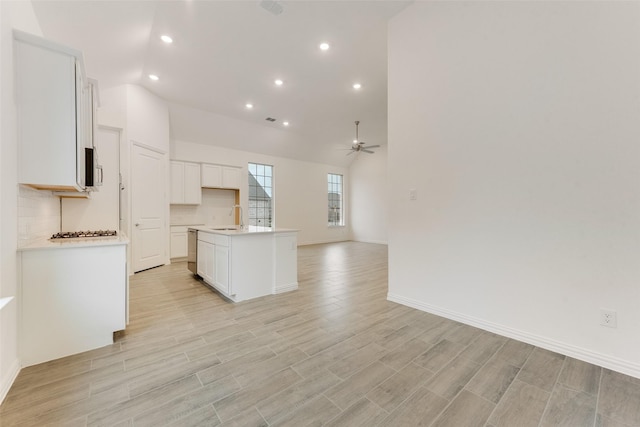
[265,117,276,122]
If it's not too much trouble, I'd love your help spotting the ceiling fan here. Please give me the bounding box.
[347,120,380,155]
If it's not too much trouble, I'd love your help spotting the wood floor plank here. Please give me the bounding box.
[465,356,520,404]
[431,390,495,427]
[269,395,341,427]
[517,347,565,392]
[366,361,434,413]
[327,342,388,379]
[597,369,640,426]
[487,379,550,427]
[324,398,388,427]
[132,374,241,427]
[539,385,597,427]
[86,374,202,426]
[212,367,302,422]
[380,386,449,427]
[559,357,602,395]
[493,339,535,367]
[460,332,506,365]
[256,369,341,423]
[324,361,396,410]
[219,408,267,427]
[414,339,465,372]
[424,355,482,400]
[379,336,434,371]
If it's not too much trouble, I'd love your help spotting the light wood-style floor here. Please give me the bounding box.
[2,242,640,426]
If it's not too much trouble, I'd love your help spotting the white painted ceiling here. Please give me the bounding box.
[31,1,411,167]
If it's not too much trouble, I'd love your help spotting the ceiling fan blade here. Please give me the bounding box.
[364,145,380,149]
[361,149,374,154]
[346,150,355,156]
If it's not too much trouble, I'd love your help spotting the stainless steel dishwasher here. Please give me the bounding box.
[187,229,198,275]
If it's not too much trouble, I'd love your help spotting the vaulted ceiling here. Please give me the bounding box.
[31,1,410,167]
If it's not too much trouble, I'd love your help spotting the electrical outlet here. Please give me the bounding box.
[600,309,617,328]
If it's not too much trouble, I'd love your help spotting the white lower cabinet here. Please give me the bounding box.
[170,230,188,258]
[19,242,128,367]
[171,225,204,259]
[214,244,230,294]
[274,232,298,293]
[197,238,214,284]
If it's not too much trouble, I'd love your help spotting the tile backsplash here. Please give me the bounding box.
[170,188,237,227]
[17,186,60,247]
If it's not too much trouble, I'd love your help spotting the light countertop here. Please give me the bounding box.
[18,234,130,251]
[189,225,298,236]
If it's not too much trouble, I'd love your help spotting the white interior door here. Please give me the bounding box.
[132,144,166,272]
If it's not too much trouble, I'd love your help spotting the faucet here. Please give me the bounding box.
[229,204,244,230]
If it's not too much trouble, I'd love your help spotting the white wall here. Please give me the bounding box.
[172,140,350,245]
[0,0,44,403]
[99,84,171,269]
[388,1,640,378]
[127,85,170,153]
[350,145,387,244]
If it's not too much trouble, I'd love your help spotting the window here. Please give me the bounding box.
[328,173,343,226]
[248,162,273,227]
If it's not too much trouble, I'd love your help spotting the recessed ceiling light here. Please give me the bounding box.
[319,42,330,51]
[283,121,289,126]
[274,79,284,86]
[148,74,159,81]
[353,83,362,90]
[160,35,173,44]
[245,103,254,109]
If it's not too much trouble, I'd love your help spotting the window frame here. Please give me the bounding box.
[327,173,344,227]
[248,162,274,228]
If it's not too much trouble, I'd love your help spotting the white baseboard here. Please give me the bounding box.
[0,358,20,405]
[274,283,298,294]
[388,292,640,380]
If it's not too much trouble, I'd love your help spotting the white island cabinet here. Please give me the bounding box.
[18,236,129,367]
[191,227,298,302]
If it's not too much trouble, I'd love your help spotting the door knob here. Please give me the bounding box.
[135,223,140,227]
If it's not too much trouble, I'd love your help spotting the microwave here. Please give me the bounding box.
[84,147,103,190]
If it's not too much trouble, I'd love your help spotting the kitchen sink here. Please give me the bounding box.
[211,227,238,231]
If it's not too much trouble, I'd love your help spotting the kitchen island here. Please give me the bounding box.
[189,226,298,302]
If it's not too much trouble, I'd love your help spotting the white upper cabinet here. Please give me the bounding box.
[14,30,93,193]
[170,161,201,205]
[201,164,222,188]
[222,166,241,189]
[201,163,242,189]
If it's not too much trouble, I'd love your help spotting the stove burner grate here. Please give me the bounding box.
[51,230,118,240]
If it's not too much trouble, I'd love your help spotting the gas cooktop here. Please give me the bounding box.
[50,230,118,240]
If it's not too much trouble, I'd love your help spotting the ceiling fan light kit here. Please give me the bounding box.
[348,120,380,155]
